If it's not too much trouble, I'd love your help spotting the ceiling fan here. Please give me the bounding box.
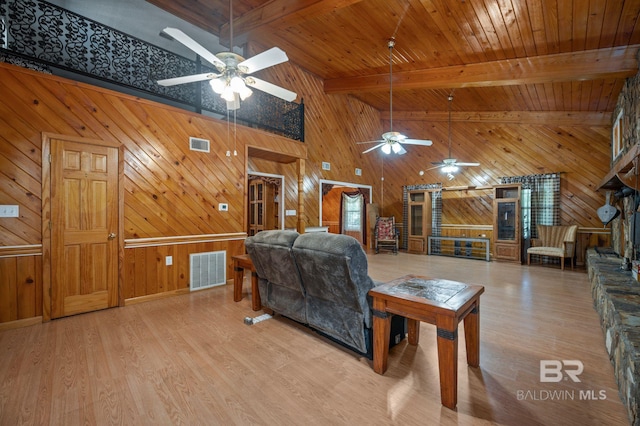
[428,93,479,178]
[359,38,432,155]
[156,1,296,109]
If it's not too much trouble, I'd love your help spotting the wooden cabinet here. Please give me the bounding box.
[493,184,521,262]
[407,190,432,253]
[249,179,278,236]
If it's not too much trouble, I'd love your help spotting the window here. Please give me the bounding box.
[342,194,363,231]
[613,109,624,160]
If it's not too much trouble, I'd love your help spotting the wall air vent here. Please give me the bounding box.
[190,251,226,291]
[189,137,210,152]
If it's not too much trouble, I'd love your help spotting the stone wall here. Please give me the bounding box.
[587,248,640,425]
[612,69,640,259]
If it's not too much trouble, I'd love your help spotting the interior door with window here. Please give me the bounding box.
[50,138,119,318]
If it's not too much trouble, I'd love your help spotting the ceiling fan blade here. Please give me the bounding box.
[356,139,384,145]
[161,27,226,69]
[426,164,446,171]
[455,162,480,167]
[239,47,289,74]
[157,72,217,86]
[362,143,385,154]
[246,77,297,102]
[401,138,433,146]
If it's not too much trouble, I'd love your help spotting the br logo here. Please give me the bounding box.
[540,360,584,382]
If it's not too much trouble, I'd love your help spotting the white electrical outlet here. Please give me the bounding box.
[166,256,173,266]
[0,205,19,217]
[355,168,362,176]
[286,209,296,216]
[219,203,229,211]
[322,162,330,170]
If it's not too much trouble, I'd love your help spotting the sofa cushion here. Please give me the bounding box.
[244,230,306,323]
[292,232,374,353]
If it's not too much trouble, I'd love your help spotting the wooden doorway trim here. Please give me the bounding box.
[41,133,124,322]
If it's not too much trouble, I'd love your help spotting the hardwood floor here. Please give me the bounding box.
[0,253,629,425]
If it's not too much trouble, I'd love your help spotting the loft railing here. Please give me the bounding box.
[0,0,304,141]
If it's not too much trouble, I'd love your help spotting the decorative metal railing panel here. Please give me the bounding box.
[0,0,304,141]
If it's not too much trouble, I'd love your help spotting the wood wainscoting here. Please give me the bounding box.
[123,234,246,304]
[0,236,247,329]
[0,245,42,330]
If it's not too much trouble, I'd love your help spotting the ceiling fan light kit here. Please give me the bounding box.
[156,1,296,107]
[427,93,480,177]
[358,39,432,155]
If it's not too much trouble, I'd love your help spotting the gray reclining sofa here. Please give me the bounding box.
[244,230,406,358]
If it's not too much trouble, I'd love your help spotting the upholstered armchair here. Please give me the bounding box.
[374,216,399,254]
[527,224,578,270]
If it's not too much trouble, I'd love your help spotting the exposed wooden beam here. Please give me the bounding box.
[324,46,640,94]
[220,0,364,46]
[383,111,611,126]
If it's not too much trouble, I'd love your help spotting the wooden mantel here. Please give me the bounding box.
[597,144,640,191]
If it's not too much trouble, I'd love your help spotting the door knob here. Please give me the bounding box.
[108,232,117,240]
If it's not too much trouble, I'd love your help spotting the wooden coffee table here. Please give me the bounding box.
[368,274,484,410]
[232,254,261,311]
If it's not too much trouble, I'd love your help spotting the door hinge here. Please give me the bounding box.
[49,154,52,163]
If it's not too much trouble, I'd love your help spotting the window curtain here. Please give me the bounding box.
[340,191,366,243]
[500,173,561,241]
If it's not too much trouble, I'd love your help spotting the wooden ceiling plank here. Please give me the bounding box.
[494,0,527,58]
[324,45,640,93]
[557,0,574,52]
[412,0,478,63]
[572,0,589,51]
[509,0,538,57]
[616,0,640,45]
[586,0,607,50]
[219,0,364,45]
[600,0,625,47]
[525,0,549,56]
[467,0,510,60]
[454,0,502,62]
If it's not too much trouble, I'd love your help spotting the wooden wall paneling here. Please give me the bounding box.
[131,103,244,228]
[0,70,75,136]
[0,257,18,322]
[113,100,223,236]
[123,239,245,301]
[144,248,159,296]
[0,255,41,323]
[16,255,41,318]
[133,248,147,298]
[177,243,191,289]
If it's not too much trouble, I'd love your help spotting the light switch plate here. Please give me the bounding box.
[166,256,173,266]
[286,209,296,216]
[0,205,19,217]
[219,203,229,211]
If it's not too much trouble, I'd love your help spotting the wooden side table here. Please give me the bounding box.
[369,274,484,410]
[232,254,261,311]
